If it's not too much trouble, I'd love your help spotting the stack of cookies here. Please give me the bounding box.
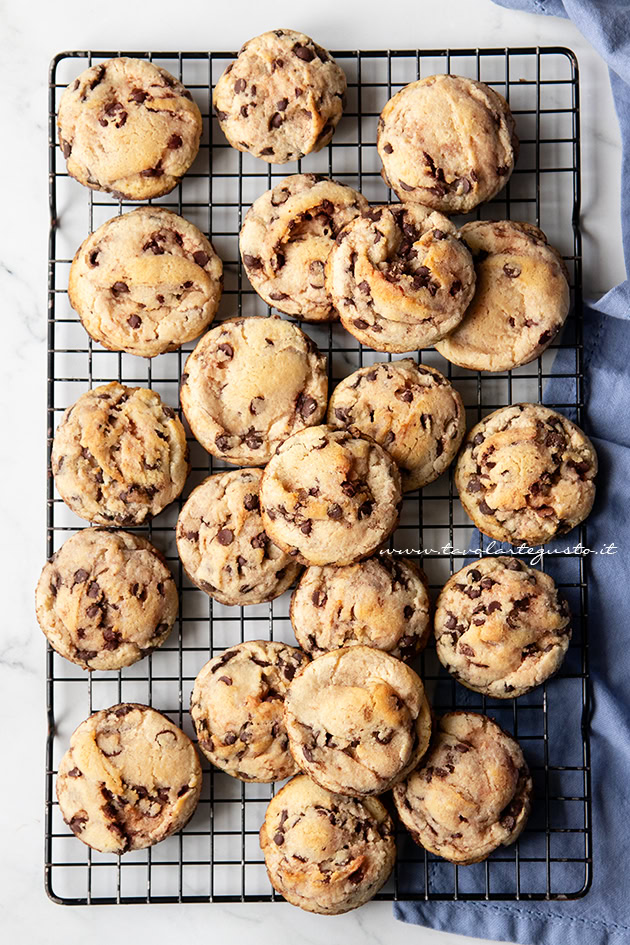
[40,29,598,915]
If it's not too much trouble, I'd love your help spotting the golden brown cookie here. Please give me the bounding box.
[36,528,177,671]
[435,557,571,698]
[180,316,328,466]
[51,382,189,526]
[377,74,518,213]
[284,645,432,796]
[213,29,346,164]
[68,208,222,358]
[393,711,532,864]
[190,641,309,782]
[58,58,202,199]
[240,174,367,321]
[455,404,597,545]
[56,704,202,854]
[260,774,396,913]
[260,425,402,567]
[326,204,475,352]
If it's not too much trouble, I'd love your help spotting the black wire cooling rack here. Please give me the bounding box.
[46,45,591,905]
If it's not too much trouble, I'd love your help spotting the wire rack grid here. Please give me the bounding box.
[46,45,591,905]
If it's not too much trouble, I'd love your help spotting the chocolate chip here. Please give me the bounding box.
[243,493,259,511]
[269,112,284,129]
[487,600,502,614]
[88,250,99,267]
[215,434,230,451]
[468,569,481,582]
[503,263,521,278]
[497,165,509,176]
[302,746,315,762]
[473,433,485,447]
[358,501,373,519]
[192,250,209,267]
[73,569,89,584]
[243,254,263,271]
[293,43,315,61]
[297,393,318,419]
[467,477,482,493]
[459,643,476,657]
[61,139,72,158]
[234,78,247,93]
[127,314,142,329]
[129,88,148,104]
[87,581,100,598]
[218,675,232,686]
[399,181,416,192]
[312,589,327,608]
[444,614,458,630]
[217,528,233,546]
[111,282,128,296]
[478,499,494,515]
[353,319,368,330]
[300,520,312,535]
[273,832,284,845]
[245,432,263,450]
[327,503,342,520]
[141,167,163,178]
[167,134,182,149]
[383,142,393,153]
[450,280,462,296]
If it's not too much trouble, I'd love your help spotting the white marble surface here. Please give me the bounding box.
[0,1,623,943]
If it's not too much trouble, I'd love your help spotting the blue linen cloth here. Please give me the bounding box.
[395,3,630,942]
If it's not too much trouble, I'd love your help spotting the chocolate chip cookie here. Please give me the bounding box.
[260,774,396,914]
[58,58,202,200]
[328,360,466,491]
[435,557,571,698]
[435,221,570,372]
[176,468,302,606]
[57,704,202,854]
[326,205,476,352]
[52,382,189,526]
[393,711,532,864]
[213,29,346,164]
[377,74,518,213]
[284,645,432,796]
[260,425,402,567]
[455,404,597,545]
[36,528,177,671]
[190,641,308,782]
[68,208,223,358]
[290,556,430,661]
[180,316,328,466]
[240,174,367,321]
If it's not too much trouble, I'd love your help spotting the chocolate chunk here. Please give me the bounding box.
[141,167,163,178]
[234,78,247,93]
[467,477,482,493]
[127,314,142,329]
[269,112,284,129]
[67,767,82,778]
[472,433,485,447]
[73,569,89,584]
[217,528,233,546]
[327,503,342,520]
[218,675,232,686]
[297,393,318,419]
[193,250,209,267]
[129,88,148,104]
[167,134,182,149]
[312,589,327,607]
[302,746,315,762]
[459,643,476,657]
[243,254,263,270]
[243,493,259,511]
[293,43,315,61]
[217,342,234,359]
[399,181,416,192]
[478,499,494,515]
[468,569,481,582]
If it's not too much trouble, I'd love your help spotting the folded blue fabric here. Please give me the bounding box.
[395,3,630,942]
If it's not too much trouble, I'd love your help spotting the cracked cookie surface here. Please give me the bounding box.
[260,774,396,914]
[290,556,430,661]
[52,382,189,526]
[56,704,202,854]
[435,556,571,698]
[191,641,308,782]
[176,468,302,606]
[260,425,402,567]
[377,74,518,213]
[328,359,466,491]
[69,208,223,358]
[436,221,570,372]
[180,316,328,466]
[326,204,475,352]
[58,57,202,200]
[284,645,432,796]
[36,528,177,671]
[393,711,532,864]
[240,174,367,321]
[213,29,346,164]
[455,403,597,545]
